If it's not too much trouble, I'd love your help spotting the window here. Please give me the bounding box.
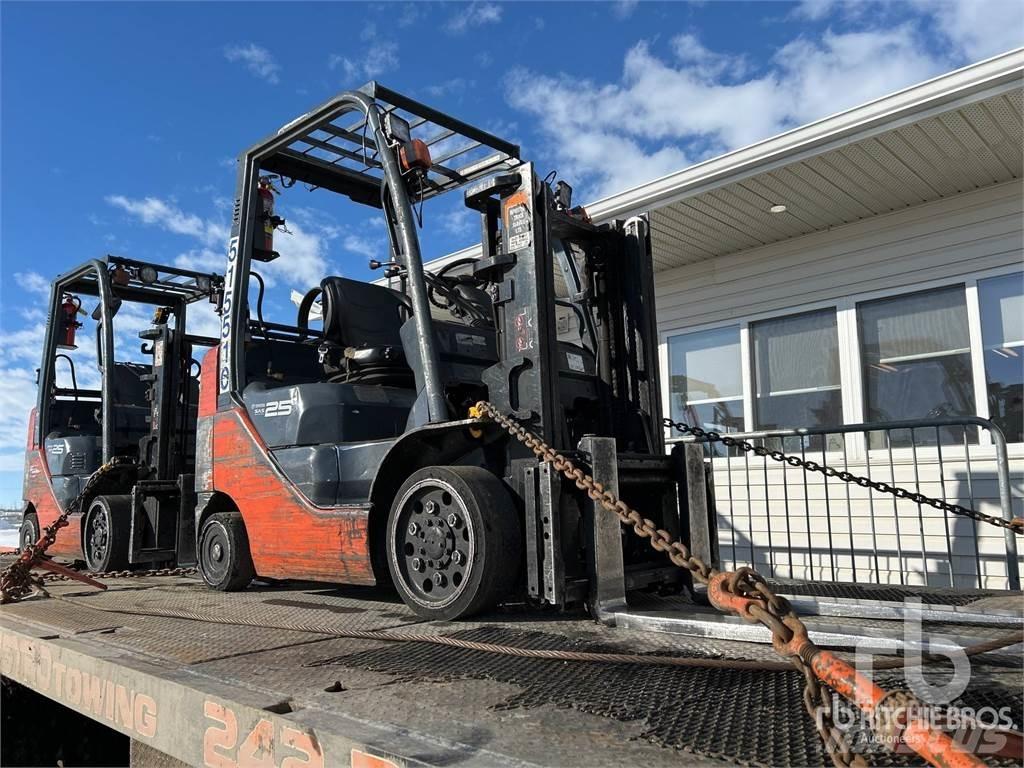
[858,285,974,447]
[979,272,1023,443]
[752,308,841,451]
[668,326,742,456]
[664,270,1023,455]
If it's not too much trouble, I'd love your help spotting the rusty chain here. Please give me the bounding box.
[474,400,941,768]
[665,416,1023,535]
[0,456,194,603]
[39,566,198,583]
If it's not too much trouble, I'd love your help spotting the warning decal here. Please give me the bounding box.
[507,203,532,252]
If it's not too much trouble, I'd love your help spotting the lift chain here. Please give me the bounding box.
[472,401,985,768]
[663,416,1024,535]
[0,456,138,603]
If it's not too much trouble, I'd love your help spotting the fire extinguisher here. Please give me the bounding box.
[58,293,83,350]
[257,176,283,256]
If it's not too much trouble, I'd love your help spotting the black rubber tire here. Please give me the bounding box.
[386,465,521,621]
[198,512,255,591]
[83,495,132,572]
[18,513,39,553]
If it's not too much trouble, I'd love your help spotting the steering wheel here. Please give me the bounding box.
[296,287,322,341]
[426,257,481,311]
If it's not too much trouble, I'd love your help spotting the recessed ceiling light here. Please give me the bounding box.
[769,204,787,214]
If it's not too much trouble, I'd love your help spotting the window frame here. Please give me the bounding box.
[659,263,1024,461]
[664,323,746,453]
[749,307,844,431]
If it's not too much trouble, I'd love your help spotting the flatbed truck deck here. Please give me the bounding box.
[1,558,1021,768]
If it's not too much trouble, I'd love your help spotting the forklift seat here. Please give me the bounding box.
[319,277,413,384]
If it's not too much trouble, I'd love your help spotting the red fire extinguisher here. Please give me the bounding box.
[58,293,83,350]
[257,176,280,256]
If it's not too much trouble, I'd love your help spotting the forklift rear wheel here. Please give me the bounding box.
[198,512,255,591]
[387,466,521,621]
[83,495,132,572]
[18,513,39,553]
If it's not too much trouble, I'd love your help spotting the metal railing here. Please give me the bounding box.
[672,416,1021,591]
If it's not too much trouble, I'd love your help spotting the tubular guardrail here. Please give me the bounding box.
[671,416,1021,591]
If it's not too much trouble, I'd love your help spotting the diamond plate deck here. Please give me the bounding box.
[0,573,1021,767]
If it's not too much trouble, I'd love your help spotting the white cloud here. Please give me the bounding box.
[153,199,354,290]
[773,27,941,125]
[671,33,749,79]
[175,247,225,275]
[397,3,423,27]
[328,23,399,81]
[793,0,1022,61]
[445,2,502,34]
[342,233,385,262]
[0,323,47,371]
[426,78,472,98]
[185,301,223,339]
[106,195,228,247]
[268,223,332,287]
[224,43,280,84]
[0,366,37,476]
[437,206,475,238]
[180,226,331,290]
[612,0,639,19]
[14,272,50,297]
[791,0,841,21]
[911,0,1024,61]
[108,192,334,291]
[506,25,950,198]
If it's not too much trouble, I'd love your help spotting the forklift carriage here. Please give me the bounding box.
[21,256,223,572]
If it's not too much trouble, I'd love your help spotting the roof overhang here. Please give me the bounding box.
[585,48,1023,271]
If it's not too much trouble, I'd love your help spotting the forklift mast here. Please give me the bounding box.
[467,165,679,611]
[467,165,664,454]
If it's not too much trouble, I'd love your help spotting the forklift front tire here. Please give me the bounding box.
[83,495,132,572]
[387,466,521,621]
[198,512,255,591]
[18,512,39,553]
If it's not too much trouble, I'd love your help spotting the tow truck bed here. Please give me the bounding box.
[1,565,1021,767]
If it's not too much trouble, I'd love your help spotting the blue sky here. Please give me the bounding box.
[0,0,1020,505]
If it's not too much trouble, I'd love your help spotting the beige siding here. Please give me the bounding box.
[707,455,1022,588]
[654,181,1022,331]
[655,182,1024,589]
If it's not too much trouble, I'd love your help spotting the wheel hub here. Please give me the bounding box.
[89,512,109,560]
[201,524,231,582]
[423,526,452,561]
[395,485,471,604]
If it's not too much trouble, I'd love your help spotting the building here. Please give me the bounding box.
[424,49,1024,589]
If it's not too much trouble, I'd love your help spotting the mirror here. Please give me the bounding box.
[91,297,122,321]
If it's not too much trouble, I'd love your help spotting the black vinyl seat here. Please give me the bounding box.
[318,277,413,385]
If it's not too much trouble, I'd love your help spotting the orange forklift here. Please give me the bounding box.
[20,257,222,571]
[193,83,688,620]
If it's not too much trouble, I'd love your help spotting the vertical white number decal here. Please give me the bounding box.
[219,237,239,394]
